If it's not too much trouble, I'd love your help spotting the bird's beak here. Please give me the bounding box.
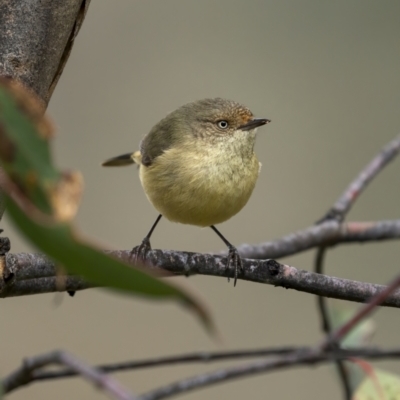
[238,118,271,131]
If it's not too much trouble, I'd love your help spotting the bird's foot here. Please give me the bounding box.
[130,237,152,264]
[226,246,244,287]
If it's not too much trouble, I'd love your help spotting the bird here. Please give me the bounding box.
[102,98,270,285]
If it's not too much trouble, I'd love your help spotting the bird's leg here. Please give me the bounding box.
[130,214,162,263]
[210,225,243,286]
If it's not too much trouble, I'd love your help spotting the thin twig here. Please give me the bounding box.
[318,133,400,222]
[2,350,137,399]
[31,347,304,381]
[315,247,352,400]
[4,346,400,396]
[321,273,400,350]
[315,247,331,332]
[28,347,400,383]
[136,347,400,400]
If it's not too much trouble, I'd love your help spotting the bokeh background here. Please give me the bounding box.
[1,1,400,399]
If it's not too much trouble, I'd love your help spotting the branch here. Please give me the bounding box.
[237,132,400,260]
[318,133,400,222]
[25,347,306,382]
[3,346,400,395]
[2,350,137,400]
[136,347,400,400]
[2,236,400,308]
[236,219,400,259]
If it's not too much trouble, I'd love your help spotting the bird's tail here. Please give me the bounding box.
[102,151,142,166]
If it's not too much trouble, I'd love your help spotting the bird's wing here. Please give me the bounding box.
[139,114,182,167]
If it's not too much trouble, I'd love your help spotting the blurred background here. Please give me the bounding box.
[1,1,400,399]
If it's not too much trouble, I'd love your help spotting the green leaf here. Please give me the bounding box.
[0,83,58,214]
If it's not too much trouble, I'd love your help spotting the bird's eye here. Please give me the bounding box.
[217,120,229,129]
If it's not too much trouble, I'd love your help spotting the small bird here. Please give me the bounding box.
[103,98,270,285]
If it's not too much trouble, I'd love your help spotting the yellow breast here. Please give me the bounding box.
[139,137,260,227]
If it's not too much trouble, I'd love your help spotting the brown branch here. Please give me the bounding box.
[2,350,137,400]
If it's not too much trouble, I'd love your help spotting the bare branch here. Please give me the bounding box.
[319,133,400,222]
[5,346,400,387]
[236,219,400,259]
[136,347,400,400]
[28,347,305,382]
[2,350,137,400]
[2,238,400,308]
[2,346,400,399]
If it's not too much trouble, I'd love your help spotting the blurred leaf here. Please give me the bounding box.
[0,81,57,215]
[328,302,376,392]
[353,369,400,400]
[329,304,375,348]
[0,78,214,335]
[0,174,4,222]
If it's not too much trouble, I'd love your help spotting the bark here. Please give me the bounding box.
[0,0,91,104]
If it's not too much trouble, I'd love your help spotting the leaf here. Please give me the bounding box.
[328,302,376,392]
[0,78,215,335]
[353,369,400,400]
[0,81,57,215]
[329,304,375,348]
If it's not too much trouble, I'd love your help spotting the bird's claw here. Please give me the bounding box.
[130,237,152,264]
[226,247,244,287]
